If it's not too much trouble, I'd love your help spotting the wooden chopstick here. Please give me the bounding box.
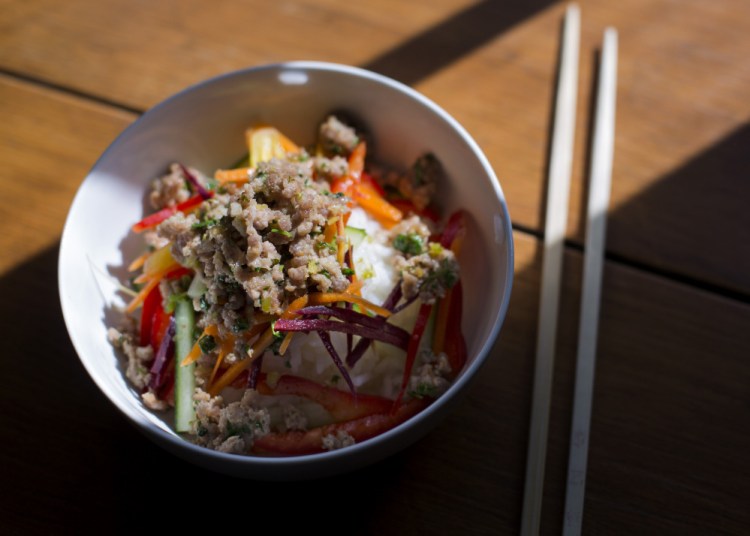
[562,27,618,536]
[520,4,580,535]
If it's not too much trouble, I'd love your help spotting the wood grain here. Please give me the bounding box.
[2,0,749,294]
[0,75,135,275]
[2,3,750,534]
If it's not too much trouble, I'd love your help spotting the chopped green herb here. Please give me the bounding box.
[232,317,249,333]
[199,295,210,311]
[393,233,424,256]
[408,383,438,399]
[270,228,293,238]
[198,334,217,353]
[342,267,355,276]
[191,218,219,231]
[128,276,143,292]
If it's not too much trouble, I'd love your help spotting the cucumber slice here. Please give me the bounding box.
[174,297,195,433]
[345,226,367,247]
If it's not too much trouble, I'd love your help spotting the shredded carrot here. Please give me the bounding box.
[276,296,309,355]
[127,251,150,272]
[133,260,180,285]
[350,181,403,224]
[181,324,219,366]
[125,277,161,313]
[215,167,252,184]
[308,291,390,318]
[323,220,337,244]
[346,279,364,295]
[283,295,310,318]
[208,333,236,387]
[208,326,275,396]
[348,141,366,180]
[278,332,294,356]
[277,131,300,154]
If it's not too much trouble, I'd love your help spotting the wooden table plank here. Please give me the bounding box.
[2,0,748,295]
[0,74,135,275]
[2,24,750,533]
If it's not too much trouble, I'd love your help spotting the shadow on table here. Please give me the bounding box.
[1,3,749,534]
[1,125,748,533]
[362,0,555,86]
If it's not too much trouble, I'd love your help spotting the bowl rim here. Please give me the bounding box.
[58,60,514,470]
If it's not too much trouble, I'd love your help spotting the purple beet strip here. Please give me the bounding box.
[179,163,212,200]
[149,316,175,390]
[317,331,356,395]
[274,318,408,349]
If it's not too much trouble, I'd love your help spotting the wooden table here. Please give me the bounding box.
[2,1,748,533]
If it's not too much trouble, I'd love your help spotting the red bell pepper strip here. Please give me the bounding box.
[360,171,386,197]
[392,301,434,411]
[439,209,467,250]
[139,284,161,346]
[131,193,210,233]
[150,301,171,353]
[257,374,392,421]
[252,398,429,456]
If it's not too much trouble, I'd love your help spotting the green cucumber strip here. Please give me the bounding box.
[345,226,367,247]
[174,297,195,433]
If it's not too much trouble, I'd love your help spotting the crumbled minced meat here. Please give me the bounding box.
[156,157,349,326]
[409,349,452,399]
[192,389,270,453]
[394,242,459,304]
[149,163,205,209]
[314,155,349,180]
[319,115,359,156]
[108,327,153,391]
[282,404,308,432]
[380,153,440,210]
[322,430,356,451]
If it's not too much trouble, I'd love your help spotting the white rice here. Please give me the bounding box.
[262,207,419,399]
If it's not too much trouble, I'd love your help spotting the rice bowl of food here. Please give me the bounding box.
[59,62,513,479]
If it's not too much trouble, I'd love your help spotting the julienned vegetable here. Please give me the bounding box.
[109,115,466,456]
[173,296,195,432]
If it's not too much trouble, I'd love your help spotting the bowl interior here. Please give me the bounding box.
[59,62,513,476]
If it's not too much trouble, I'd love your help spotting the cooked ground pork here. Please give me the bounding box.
[409,349,452,399]
[319,115,359,156]
[156,157,349,325]
[322,430,356,451]
[192,388,270,453]
[149,163,199,209]
[381,153,440,210]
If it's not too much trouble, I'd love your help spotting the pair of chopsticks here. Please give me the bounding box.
[521,4,618,535]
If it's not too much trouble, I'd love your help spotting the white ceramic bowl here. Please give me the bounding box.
[59,61,513,479]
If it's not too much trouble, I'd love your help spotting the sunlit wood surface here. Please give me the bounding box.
[1,1,748,533]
